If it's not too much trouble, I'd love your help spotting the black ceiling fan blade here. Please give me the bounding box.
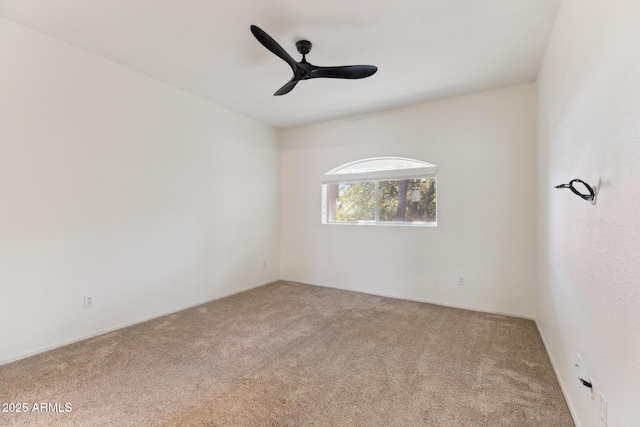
[251,26,378,95]
[274,78,300,96]
[309,65,378,80]
[250,25,297,72]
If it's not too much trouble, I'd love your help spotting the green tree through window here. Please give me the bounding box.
[378,178,436,222]
[335,182,376,222]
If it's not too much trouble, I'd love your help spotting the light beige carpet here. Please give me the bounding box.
[1,281,573,426]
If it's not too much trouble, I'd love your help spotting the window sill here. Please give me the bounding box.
[323,221,437,227]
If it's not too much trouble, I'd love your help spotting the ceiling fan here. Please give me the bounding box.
[250,25,378,96]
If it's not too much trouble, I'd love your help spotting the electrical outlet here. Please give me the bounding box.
[84,296,94,308]
[599,393,608,425]
[457,277,465,286]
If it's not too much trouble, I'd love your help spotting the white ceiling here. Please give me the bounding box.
[0,0,560,129]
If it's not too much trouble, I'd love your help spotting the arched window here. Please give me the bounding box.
[322,157,437,225]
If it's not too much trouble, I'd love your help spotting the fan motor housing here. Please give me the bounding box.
[296,40,312,55]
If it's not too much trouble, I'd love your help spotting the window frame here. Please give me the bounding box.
[321,157,437,227]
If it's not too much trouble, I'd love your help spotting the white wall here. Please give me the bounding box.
[280,84,537,318]
[0,19,280,364]
[536,0,640,426]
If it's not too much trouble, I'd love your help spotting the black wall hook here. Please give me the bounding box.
[555,179,596,203]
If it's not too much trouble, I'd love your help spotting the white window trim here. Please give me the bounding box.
[322,157,436,184]
[321,166,436,184]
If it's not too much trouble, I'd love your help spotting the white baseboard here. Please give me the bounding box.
[535,320,581,427]
[0,279,278,366]
[281,278,535,320]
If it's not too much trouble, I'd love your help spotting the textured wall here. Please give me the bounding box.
[537,0,640,425]
[0,19,281,364]
[281,84,537,318]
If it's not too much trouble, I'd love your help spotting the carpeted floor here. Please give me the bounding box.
[0,281,573,426]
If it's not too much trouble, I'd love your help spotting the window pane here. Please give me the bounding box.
[330,181,376,222]
[330,157,435,175]
[378,178,436,223]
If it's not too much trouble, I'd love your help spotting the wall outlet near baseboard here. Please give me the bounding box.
[84,296,94,308]
[599,392,608,425]
[574,353,582,377]
[457,277,465,286]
